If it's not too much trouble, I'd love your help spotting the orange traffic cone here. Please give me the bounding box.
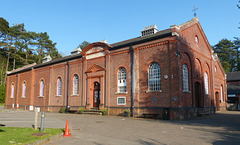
[12,104,14,109]
[63,120,71,137]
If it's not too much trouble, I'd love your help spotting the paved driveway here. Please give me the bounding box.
[0,110,240,145]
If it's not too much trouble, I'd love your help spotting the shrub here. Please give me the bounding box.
[78,107,85,114]
[123,109,130,117]
[101,107,108,116]
[60,107,66,113]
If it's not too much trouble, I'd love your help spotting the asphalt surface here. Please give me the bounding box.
[0,107,240,145]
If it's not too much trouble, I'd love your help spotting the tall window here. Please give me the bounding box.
[220,85,224,102]
[11,84,14,98]
[182,64,189,92]
[204,72,209,94]
[118,67,127,93]
[148,62,161,91]
[22,82,26,97]
[73,75,79,95]
[57,77,62,96]
[40,80,44,96]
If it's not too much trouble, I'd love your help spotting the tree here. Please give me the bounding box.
[213,39,237,72]
[78,41,91,50]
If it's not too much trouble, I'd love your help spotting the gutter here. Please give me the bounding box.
[130,44,134,117]
[66,60,70,112]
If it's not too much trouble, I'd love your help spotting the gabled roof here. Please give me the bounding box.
[227,85,240,94]
[227,71,240,81]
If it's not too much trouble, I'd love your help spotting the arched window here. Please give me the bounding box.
[40,80,44,96]
[11,84,14,98]
[204,72,209,94]
[57,77,62,96]
[118,67,127,93]
[73,75,79,95]
[148,62,161,91]
[22,82,26,97]
[183,64,189,92]
[220,85,224,102]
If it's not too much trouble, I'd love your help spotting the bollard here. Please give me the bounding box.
[34,107,38,130]
[40,112,45,132]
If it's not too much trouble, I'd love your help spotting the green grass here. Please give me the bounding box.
[0,103,4,106]
[0,127,63,145]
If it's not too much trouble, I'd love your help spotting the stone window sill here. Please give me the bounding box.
[183,91,191,93]
[115,92,127,95]
[55,95,62,97]
[21,96,26,98]
[146,90,162,93]
[38,96,44,98]
[71,94,79,96]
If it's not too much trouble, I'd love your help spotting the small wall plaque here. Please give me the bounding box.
[172,97,178,101]
[164,75,168,79]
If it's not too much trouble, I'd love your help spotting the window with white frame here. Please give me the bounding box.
[118,67,127,93]
[183,64,189,92]
[11,84,14,98]
[148,62,161,91]
[73,75,79,95]
[22,82,26,97]
[57,77,62,96]
[204,72,209,94]
[117,97,126,105]
[40,80,44,96]
[221,85,224,102]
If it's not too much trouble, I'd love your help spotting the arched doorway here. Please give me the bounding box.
[93,82,100,108]
[195,82,203,108]
[215,92,220,111]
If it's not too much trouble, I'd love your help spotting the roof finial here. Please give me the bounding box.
[192,5,198,17]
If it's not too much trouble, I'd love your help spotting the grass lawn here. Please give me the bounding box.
[0,103,4,106]
[0,127,63,145]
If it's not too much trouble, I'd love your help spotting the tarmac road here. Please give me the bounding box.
[0,109,240,145]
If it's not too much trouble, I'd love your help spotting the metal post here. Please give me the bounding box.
[34,107,38,130]
[40,112,45,132]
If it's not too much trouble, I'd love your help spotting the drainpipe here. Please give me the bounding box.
[66,60,69,112]
[130,44,134,117]
[15,73,18,108]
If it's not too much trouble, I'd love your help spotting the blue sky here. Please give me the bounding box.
[1,0,239,56]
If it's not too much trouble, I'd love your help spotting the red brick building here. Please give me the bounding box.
[5,18,227,119]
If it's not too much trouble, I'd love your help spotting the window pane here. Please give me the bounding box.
[40,80,44,96]
[204,72,209,94]
[11,84,14,98]
[57,77,62,96]
[183,64,189,92]
[148,63,161,91]
[117,97,126,105]
[118,67,127,93]
[73,75,79,95]
[22,82,26,97]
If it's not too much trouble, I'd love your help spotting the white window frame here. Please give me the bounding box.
[182,64,189,92]
[10,83,14,98]
[22,82,26,98]
[118,67,127,93]
[57,77,62,96]
[73,75,79,95]
[204,72,209,95]
[40,80,44,97]
[117,97,126,105]
[148,62,161,91]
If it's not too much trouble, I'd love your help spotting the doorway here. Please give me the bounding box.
[215,92,220,111]
[195,82,203,108]
[93,82,100,108]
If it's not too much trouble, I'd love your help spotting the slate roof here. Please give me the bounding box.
[227,71,240,81]
[227,85,240,94]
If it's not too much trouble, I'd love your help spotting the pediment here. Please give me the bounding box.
[81,42,111,55]
[86,46,104,54]
[85,64,105,73]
